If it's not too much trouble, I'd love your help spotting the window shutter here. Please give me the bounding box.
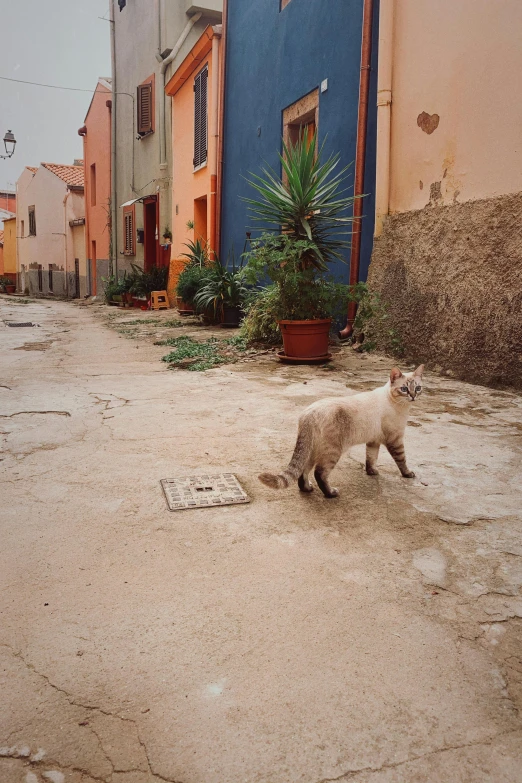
[124,210,135,255]
[193,66,208,168]
[137,82,153,135]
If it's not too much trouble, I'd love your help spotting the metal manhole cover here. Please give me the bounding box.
[161,473,250,511]
[5,322,37,328]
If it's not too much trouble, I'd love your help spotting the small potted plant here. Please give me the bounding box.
[193,258,248,328]
[0,276,16,295]
[175,239,209,315]
[243,134,355,360]
[129,263,169,308]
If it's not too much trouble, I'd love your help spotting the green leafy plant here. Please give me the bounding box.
[239,284,282,344]
[244,133,356,269]
[350,282,403,355]
[193,261,248,317]
[102,273,127,303]
[161,336,227,372]
[175,263,211,307]
[129,264,169,298]
[0,276,15,291]
[162,225,173,241]
[180,238,208,267]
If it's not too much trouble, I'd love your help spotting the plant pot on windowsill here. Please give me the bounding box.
[278,319,331,361]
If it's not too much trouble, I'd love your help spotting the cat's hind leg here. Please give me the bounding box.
[365,441,380,475]
[298,473,314,493]
[386,437,416,478]
[314,454,342,498]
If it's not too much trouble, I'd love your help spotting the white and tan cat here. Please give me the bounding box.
[259,365,424,498]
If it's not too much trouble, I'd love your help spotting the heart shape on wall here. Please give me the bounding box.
[417,112,440,135]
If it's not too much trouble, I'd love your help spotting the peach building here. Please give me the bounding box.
[78,78,112,296]
[368,0,522,388]
[0,230,4,276]
[165,24,222,293]
[16,163,86,297]
[1,217,17,283]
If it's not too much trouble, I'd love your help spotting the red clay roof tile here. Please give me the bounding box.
[42,163,85,188]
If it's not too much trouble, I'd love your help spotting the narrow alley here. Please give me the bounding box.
[1,297,521,783]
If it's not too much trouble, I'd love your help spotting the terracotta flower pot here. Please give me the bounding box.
[5,285,16,294]
[176,297,194,315]
[278,319,331,359]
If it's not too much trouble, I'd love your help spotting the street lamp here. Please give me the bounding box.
[1,130,16,159]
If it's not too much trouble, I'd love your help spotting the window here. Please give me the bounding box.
[193,65,208,170]
[48,265,53,292]
[28,206,36,236]
[137,77,154,136]
[123,206,135,255]
[90,164,97,207]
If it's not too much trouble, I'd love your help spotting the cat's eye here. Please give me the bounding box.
[401,386,408,392]
[415,386,422,391]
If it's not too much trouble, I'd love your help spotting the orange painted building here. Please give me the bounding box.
[78,78,112,296]
[165,24,222,286]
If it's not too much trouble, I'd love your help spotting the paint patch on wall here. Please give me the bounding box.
[417,112,440,134]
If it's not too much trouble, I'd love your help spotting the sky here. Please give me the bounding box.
[0,0,111,192]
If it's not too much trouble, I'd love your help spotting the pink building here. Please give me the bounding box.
[16,163,85,297]
[78,78,112,296]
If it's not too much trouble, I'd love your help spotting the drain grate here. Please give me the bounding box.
[5,322,37,328]
[161,473,250,511]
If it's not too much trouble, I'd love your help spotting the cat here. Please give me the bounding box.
[259,365,424,498]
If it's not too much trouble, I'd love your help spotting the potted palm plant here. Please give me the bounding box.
[243,134,356,360]
[193,258,248,327]
[175,239,209,314]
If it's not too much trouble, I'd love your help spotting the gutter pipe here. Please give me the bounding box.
[215,0,228,259]
[374,0,394,238]
[110,0,118,278]
[209,26,222,259]
[339,0,375,339]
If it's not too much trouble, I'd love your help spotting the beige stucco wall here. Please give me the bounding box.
[388,0,522,213]
[16,167,85,297]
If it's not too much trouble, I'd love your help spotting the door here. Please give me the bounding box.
[143,196,159,272]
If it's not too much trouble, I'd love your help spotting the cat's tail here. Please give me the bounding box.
[259,429,312,490]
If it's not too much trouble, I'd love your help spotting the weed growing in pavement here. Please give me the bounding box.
[3,297,32,304]
[161,336,228,371]
[112,317,185,328]
[224,335,248,352]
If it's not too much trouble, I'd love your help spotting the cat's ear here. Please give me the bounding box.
[390,367,403,383]
[413,364,425,378]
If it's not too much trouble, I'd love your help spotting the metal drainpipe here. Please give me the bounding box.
[339,0,375,339]
[110,0,118,278]
[374,0,394,238]
[209,27,221,259]
[63,191,70,298]
[215,0,228,259]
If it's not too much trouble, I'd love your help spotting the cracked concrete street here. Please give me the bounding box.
[1,297,521,783]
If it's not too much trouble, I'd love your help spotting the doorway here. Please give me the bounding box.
[143,196,159,272]
[75,259,80,298]
[194,196,208,246]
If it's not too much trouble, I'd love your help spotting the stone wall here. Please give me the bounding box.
[368,192,522,389]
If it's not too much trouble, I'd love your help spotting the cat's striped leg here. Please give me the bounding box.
[386,437,416,478]
[365,441,380,475]
[314,458,341,498]
[298,472,314,493]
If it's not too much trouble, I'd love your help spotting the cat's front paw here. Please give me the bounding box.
[366,464,379,476]
[326,488,340,498]
[402,470,416,479]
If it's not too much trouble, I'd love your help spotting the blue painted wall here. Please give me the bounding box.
[221,0,379,282]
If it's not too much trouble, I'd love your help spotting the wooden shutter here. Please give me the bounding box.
[137,82,153,136]
[123,209,135,255]
[193,65,208,168]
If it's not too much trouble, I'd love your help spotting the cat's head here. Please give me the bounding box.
[389,365,424,401]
